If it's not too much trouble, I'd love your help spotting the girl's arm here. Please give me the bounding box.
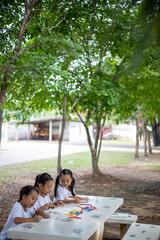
[73,195,89,200]
[37,208,50,219]
[62,198,81,204]
[54,200,64,206]
[38,203,57,211]
[31,207,50,219]
[14,215,42,224]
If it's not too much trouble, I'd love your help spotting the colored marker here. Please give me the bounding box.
[68,216,82,219]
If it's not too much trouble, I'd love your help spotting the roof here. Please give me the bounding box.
[11,116,81,124]
[25,116,63,124]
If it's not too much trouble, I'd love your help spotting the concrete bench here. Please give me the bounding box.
[122,223,160,240]
[106,213,138,239]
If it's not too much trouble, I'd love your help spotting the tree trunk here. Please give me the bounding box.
[0,109,3,148]
[57,95,66,174]
[147,129,152,154]
[143,119,148,157]
[92,150,101,174]
[74,107,101,174]
[97,118,105,160]
[135,115,140,158]
[0,74,8,148]
[152,119,160,146]
[83,123,101,174]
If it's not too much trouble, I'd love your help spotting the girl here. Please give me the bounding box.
[0,185,42,240]
[34,172,63,213]
[54,169,89,203]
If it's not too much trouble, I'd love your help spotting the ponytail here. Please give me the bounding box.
[69,177,75,196]
[34,174,40,188]
[54,175,60,197]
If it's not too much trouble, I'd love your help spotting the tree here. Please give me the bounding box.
[0,0,71,147]
[114,42,160,157]
[66,0,141,173]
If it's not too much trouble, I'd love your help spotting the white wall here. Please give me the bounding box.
[69,122,94,142]
[112,124,136,141]
[7,125,30,140]
[1,123,8,141]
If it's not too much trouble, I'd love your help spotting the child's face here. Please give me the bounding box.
[23,190,38,208]
[39,180,54,195]
[60,174,72,189]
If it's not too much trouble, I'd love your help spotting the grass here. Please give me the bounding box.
[0,151,135,184]
[0,151,159,184]
[102,139,135,144]
[149,165,160,170]
[134,164,160,171]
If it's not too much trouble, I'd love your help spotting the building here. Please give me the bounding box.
[2,116,94,142]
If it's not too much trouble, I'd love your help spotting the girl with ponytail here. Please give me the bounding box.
[54,169,89,203]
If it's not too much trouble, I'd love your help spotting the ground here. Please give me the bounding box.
[0,154,160,239]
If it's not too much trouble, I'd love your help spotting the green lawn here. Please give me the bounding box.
[1,151,159,184]
[0,151,135,184]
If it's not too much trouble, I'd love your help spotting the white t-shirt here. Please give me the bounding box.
[0,202,31,240]
[53,185,75,202]
[29,194,52,215]
[36,194,52,209]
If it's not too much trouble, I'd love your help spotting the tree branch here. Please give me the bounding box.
[94,118,101,150]
[19,5,70,55]
[67,95,82,119]
[113,56,129,82]
[74,107,85,124]
[19,41,45,55]
[74,106,94,153]
[97,117,105,160]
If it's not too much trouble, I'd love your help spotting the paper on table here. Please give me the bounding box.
[111,213,128,218]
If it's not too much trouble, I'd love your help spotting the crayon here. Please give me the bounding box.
[68,216,82,219]
[80,203,92,205]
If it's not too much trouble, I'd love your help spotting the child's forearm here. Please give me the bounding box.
[14,217,33,224]
[39,204,48,211]
[63,199,76,203]
[73,195,81,199]
[14,216,41,224]
[38,203,56,211]
[54,200,64,206]
[63,198,81,203]
[37,208,50,219]
[73,195,89,200]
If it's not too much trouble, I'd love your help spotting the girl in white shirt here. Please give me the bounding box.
[33,172,63,215]
[0,185,42,240]
[54,169,89,203]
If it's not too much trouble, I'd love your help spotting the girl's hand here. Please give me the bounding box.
[43,213,50,219]
[56,200,64,206]
[48,203,57,209]
[33,215,42,222]
[74,199,81,203]
[82,197,89,200]
[54,200,64,207]
[37,208,50,218]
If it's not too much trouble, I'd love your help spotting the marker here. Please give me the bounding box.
[34,207,38,215]
[80,203,92,205]
[68,216,82,219]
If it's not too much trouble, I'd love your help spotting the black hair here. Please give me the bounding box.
[18,185,39,202]
[54,169,75,197]
[34,172,53,188]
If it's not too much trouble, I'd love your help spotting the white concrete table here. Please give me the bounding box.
[8,196,123,240]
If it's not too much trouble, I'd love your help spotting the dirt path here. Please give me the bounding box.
[0,154,160,239]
